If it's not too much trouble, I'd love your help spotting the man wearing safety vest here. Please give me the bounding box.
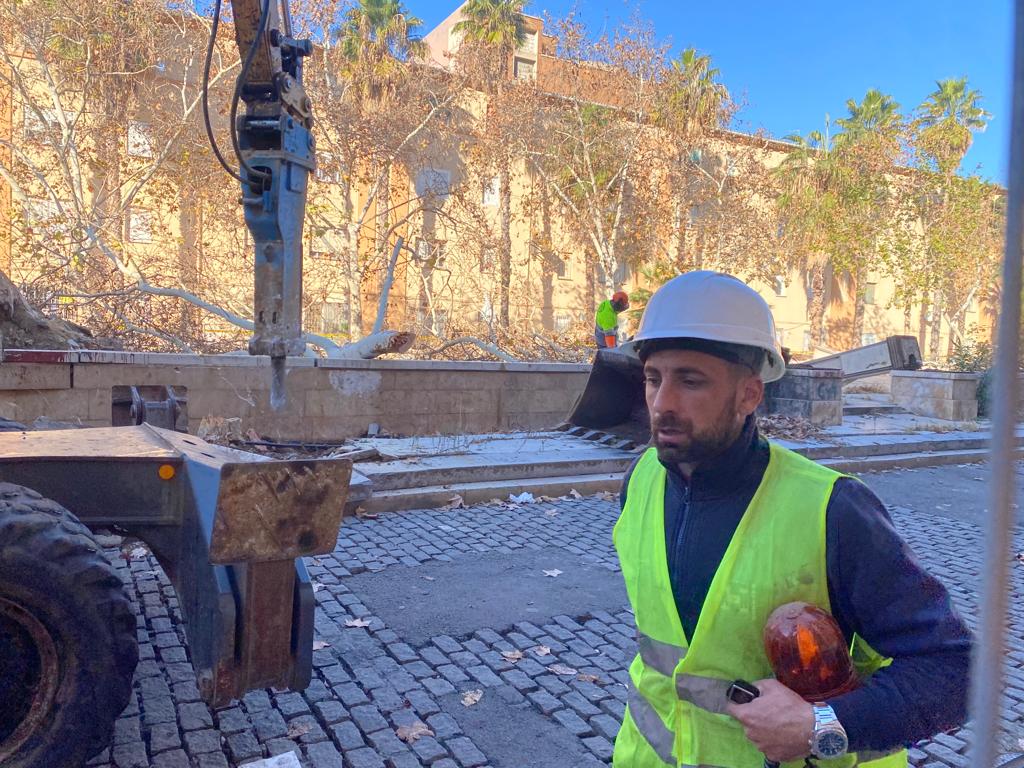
[595,291,631,349]
[615,271,971,767]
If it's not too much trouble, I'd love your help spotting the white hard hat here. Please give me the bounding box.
[627,270,786,382]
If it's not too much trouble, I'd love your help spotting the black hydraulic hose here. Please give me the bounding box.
[201,0,248,185]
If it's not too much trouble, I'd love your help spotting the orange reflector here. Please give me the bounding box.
[158,464,176,480]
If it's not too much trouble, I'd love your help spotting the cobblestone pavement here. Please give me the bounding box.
[86,475,1024,768]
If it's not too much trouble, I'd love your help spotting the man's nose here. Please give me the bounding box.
[649,381,679,417]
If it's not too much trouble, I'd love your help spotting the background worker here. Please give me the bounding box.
[595,291,630,349]
[614,270,971,767]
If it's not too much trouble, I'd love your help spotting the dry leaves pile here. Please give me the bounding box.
[756,414,824,441]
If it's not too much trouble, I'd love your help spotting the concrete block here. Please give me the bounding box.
[810,400,843,426]
[0,363,71,391]
[952,377,981,401]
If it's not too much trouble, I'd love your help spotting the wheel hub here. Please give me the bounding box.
[0,597,60,760]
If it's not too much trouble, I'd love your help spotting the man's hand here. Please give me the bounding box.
[725,679,815,762]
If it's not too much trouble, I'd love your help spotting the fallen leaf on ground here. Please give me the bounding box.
[345,618,371,628]
[129,547,148,560]
[422,576,436,581]
[596,491,617,501]
[543,569,563,578]
[550,663,578,676]
[354,506,379,520]
[577,673,601,683]
[287,721,312,738]
[537,495,559,502]
[312,640,331,651]
[396,721,434,743]
[461,689,483,707]
[544,509,558,518]
[533,645,551,657]
[509,492,535,504]
[502,650,524,663]
[568,489,583,500]
[312,581,326,592]
[443,495,466,510]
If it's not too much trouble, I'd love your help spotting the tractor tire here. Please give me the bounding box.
[0,483,139,768]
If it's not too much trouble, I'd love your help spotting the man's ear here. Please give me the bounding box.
[737,373,764,417]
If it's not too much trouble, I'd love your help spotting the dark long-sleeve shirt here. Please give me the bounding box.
[620,416,972,752]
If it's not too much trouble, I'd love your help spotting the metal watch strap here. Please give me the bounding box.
[812,703,838,727]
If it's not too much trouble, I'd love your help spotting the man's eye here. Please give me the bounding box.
[644,377,660,386]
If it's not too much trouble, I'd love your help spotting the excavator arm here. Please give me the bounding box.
[229,0,315,405]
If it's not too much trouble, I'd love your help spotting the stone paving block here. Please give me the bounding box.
[923,741,971,767]
[330,720,365,751]
[184,729,223,756]
[526,690,564,715]
[225,731,262,762]
[321,665,352,685]
[179,701,214,731]
[367,728,410,757]
[287,714,328,744]
[173,681,202,703]
[445,736,487,768]
[194,754,230,768]
[420,647,449,667]
[306,740,345,768]
[351,704,390,735]
[582,735,614,761]
[463,639,489,655]
[411,735,449,764]
[150,749,190,768]
[499,669,538,693]
[423,676,458,697]
[113,717,142,745]
[437,665,470,684]
[590,713,621,741]
[266,739,302,757]
[112,741,148,768]
[252,708,289,741]
[535,675,571,696]
[345,747,386,768]
[215,708,249,736]
[406,688,442,717]
[387,753,422,768]
[432,635,463,654]
[334,683,371,708]
[552,709,594,738]
[562,692,600,718]
[305,680,334,703]
[243,691,273,713]
[466,665,503,687]
[277,692,312,718]
[426,713,462,740]
[371,686,408,714]
[314,700,350,726]
[149,722,182,753]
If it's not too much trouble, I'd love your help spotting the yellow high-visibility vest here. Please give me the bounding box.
[612,443,908,768]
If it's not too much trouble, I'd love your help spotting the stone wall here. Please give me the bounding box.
[891,370,981,421]
[0,350,591,441]
[762,367,843,426]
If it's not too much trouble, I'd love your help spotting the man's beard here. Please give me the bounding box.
[650,405,742,467]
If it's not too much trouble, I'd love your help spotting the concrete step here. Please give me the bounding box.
[355,472,622,515]
[795,432,1024,460]
[360,454,635,492]
[822,447,1024,474]
[841,404,910,416]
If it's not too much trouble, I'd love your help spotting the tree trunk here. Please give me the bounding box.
[808,262,826,347]
[851,269,866,348]
[0,267,95,348]
[539,189,554,332]
[918,296,929,354]
[928,291,943,362]
[498,159,512,328]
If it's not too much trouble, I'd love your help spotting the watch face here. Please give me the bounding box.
[816,730,848,758]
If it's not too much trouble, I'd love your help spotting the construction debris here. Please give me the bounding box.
[757,414,824,441]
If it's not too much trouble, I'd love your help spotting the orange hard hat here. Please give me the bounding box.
[612,291,629,305]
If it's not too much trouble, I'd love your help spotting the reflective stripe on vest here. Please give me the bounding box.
[627,685,676,765]
[638,631,687,677]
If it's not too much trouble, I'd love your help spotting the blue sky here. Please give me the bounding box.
[418,0,1012,183]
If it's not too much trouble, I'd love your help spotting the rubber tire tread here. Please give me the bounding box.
[0,483,139,768]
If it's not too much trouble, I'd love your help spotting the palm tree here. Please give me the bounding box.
[832,90,903,344]
[914,77,990,358]
[452,0,527,329]
[915,77,990,174]
[659,47,730,140]
[775,125,844,347]
[336,0,426,104]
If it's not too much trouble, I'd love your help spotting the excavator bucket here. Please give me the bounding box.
[565,348,651,445]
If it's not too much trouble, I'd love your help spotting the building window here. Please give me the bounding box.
[415,167,451,203]
[315,152,343,184]
[480,247,496,272]
[416,238,447,268]
[513,58,536,80]
[482,176,500,207]
[555,314,572,333]
[319,302,347,335]
[128,209,154,243]
[23,107,59,142]
[861,332,877,346]
[518,30,538,55]
[773,276,786,297]
[864,282,877,305]
[127,121,153,158]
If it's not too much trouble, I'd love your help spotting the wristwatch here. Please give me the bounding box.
[809,703,849,759]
